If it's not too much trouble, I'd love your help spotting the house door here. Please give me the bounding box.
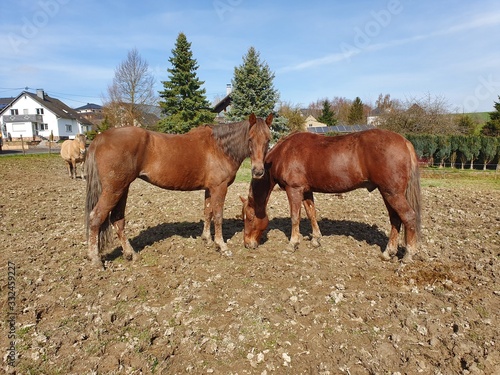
[32,123,39,140]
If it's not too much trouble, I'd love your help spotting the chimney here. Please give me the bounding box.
[36,89,45,100]
[226,84,232,96]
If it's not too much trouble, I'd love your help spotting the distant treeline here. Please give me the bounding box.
[405,134,499,170]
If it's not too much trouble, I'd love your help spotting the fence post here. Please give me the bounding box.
[20,135,25,155]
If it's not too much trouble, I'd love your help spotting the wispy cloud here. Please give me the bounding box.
[279,10,500,73]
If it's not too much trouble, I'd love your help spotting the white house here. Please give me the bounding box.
[0,89,92,141]
[304,115,327,128]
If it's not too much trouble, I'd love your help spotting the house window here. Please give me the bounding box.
[36,108,44,115]
[10,109,19,115]
[65,124,72,132]
[40,123,48,130]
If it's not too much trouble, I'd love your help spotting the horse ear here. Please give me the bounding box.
[239,195,247,204]
[249,113,257,127]
[265,113,273,127]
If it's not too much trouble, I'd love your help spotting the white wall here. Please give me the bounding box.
[2,93,84,139]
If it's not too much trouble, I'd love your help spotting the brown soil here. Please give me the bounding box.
[1,155,499,374]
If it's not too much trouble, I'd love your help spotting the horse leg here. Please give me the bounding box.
[71,159,77,179]
[380,199,401,261]
[285,187,303,251]
[87,190,125,269]
[65,161,72,178]
[201,189,214,246]
[210,185,230,255]
[381,192,418,262]
[80,161,85,180]
[303,191,321,247]
[110,188,138,262]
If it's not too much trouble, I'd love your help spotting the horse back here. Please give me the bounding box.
[267,129,413,193]
[90,126,231,190]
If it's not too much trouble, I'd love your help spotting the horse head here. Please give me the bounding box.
[76,134,87,155]
[248,113,272,179]
[240,195,269,249]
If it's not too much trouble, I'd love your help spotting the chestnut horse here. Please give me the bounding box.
[242,129,421,262]
[85,114,272,269]
[60,134,87,179]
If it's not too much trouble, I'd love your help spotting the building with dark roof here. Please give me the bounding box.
[0,89,92,140]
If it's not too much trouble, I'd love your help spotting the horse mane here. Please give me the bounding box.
[209,120,250,163]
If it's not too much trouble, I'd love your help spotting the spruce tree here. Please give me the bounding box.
[158,33,215,133]
[481,96,500,136]
[317,100,337,126]
[227,47,279,121]
[347,97,364,125]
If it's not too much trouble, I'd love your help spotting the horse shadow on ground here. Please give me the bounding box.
[265,217,396,255]
[104,216,401,261]
[104,219,244,261]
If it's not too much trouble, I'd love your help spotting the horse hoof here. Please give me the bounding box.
[201,236,214,246]
[123,252,140,262]
[90,258,105,270]
[401,254,413,264]
[311,238,321,248]
[380,251,392,261]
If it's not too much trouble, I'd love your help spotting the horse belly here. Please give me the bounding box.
[308,163,369,194]
[140,160,207,191]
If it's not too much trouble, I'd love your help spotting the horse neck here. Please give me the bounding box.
[211,121,250,165]
[250,171,273,216]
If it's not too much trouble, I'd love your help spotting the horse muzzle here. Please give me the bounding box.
[251,167,265,179]
[244,239,259,249]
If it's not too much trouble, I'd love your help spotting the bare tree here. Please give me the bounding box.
[104,48,156,127]
[378,93,458,134]
[278,101,305,132]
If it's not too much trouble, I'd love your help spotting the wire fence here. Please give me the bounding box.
[419,163,499,179]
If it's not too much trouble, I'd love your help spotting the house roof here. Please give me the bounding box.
[0,91,93,126]
[212,94,231,113]
[75,103,102,111]
[0,97,15,110]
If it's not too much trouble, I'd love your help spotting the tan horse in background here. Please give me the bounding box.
[60,134,87,179]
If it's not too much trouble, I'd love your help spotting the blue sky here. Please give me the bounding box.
[1,0,499,113]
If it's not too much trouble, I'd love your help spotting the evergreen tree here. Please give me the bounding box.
[347,97,364,125]
[317,100,337,126]
[435,135,451,168]
[227,47,279,121]
[481,96,500,136]
[480,136,499,170]
[158,33,215,133]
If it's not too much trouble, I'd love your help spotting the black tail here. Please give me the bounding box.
[405,139,422,242]
[85,145,112,250]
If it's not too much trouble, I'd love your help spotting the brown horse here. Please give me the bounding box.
[60,134,87,179]
[241,129,422,262]
[85,114,273,269]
